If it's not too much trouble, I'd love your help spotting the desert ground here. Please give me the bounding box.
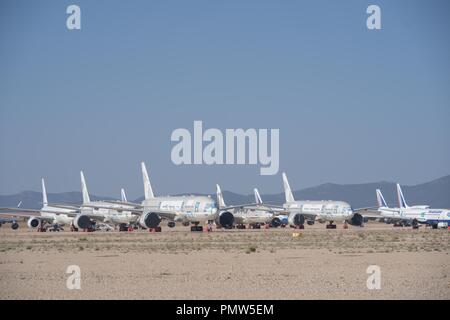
[0,222,449,299]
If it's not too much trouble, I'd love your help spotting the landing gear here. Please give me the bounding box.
[250,223,261,229]
[343,222,348,229]
[236,224,246,229]
[393,222,404,227]
[291,224,304,229]
[412,219,419,229]
[11,222,19,230]
[326,221,336,229]
[48,224,62,232]
[167,221,176,228]
[119,223,128,232]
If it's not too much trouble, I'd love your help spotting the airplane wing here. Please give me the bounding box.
[79,204,144,215]
[220,203,262,211]
[353,207,381,219]
[0,207,78,216]
[102,200,143,208]
[0,211,55,223]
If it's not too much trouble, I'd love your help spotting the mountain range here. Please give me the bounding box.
[1,175,449,210]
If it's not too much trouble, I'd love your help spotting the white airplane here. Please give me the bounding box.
[94,162,221,232]
[214,185,281,229]
[0,179,91,231]
[52,172,139,231]
[254,188,288,227]
[281,172,377,229]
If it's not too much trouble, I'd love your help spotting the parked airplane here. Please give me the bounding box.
[92,162,223,231]
[0,217,19,230]
[75,172,139,231]
[253,188,288,226]
[374,188,413,226]
[281,172,376,229]
[214,185,281,229]
[396,184,450,229]
[0,179,91,231]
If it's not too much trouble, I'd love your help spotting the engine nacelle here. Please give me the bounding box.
[270,217,281,228]
[27,217,40,229]
[216,211,234,229]
[348,213,363,226]
[288,213,305,226]
[139,212,161,229]
[73,215,92,230]
[307,220,315,226]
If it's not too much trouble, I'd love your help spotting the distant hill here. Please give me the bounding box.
[1,175,449,209]
[0,191,117,210]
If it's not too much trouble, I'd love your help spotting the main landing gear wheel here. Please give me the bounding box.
[190,225,203,232]
[148,226,162,232]
[167,222,176,228]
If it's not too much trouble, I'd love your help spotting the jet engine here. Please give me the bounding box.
[27,217,40,228]
[139,212,161,229]
[270,217,281,228]
[216,211,234,229]
[73,215,92,230]
[288,212,305,226]
[347,213,363,226]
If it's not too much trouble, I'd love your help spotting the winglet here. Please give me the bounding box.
[376,189,388,208]
[396,183,408,209]
[141,162,155,200]
[216,184,226,208]
[254,188,263,204]
[41,178,48,206]
[80,171,91,204]
[121,188,127,202]
[282,172,295,203]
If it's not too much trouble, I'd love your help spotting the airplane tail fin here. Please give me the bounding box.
[282,172,295,203]
[41,178,48,206]
[216,184,226,208]
[121,188,127,202]
[80,171,91,204]
[254,188,263,204]
[396,183,408,209]
[141,162,155,200]
[376,189,388,208]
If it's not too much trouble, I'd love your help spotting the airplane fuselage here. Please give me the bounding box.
[142,196,218,223]
[284,200,353,222]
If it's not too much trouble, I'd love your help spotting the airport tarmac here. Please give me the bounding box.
[0,222,449,299]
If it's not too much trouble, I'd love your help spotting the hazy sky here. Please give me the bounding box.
[1,0,449,198]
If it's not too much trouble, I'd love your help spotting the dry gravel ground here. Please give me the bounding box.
[0,222,449,299]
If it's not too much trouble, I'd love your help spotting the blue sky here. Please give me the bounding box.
[0,0,449,198]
